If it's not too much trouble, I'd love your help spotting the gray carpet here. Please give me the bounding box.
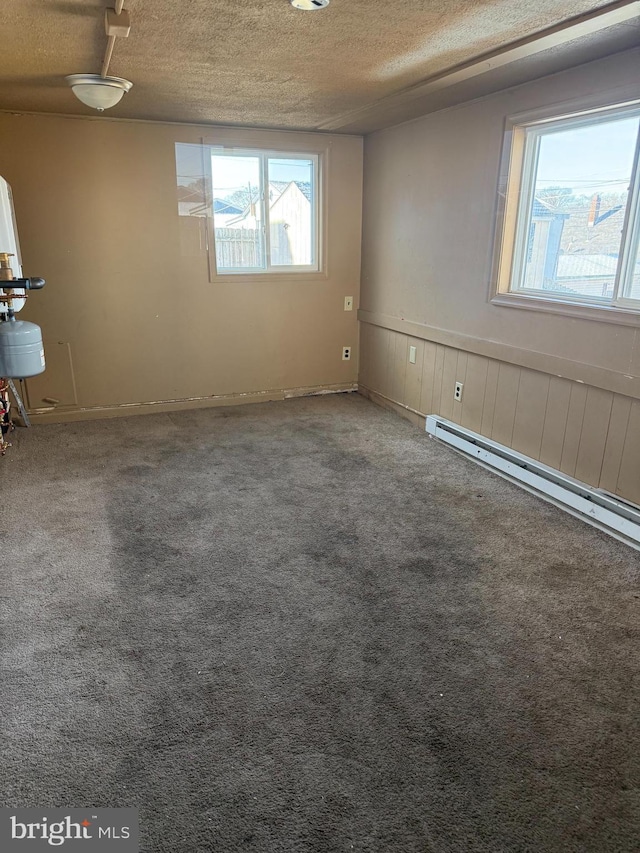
[1,392,638,852]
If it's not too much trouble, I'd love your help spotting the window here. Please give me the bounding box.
[209,148,320,275]
[493,100,640,321]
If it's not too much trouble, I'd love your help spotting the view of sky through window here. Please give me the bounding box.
[535,116,638,193]
[518,112,640,302]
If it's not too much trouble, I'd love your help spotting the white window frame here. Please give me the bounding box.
[491,95,640,326]
[206,145,322,279]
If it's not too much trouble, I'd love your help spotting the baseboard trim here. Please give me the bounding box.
[27,383,358,424]
[426,414,640,551]
[360,383,639,548]
[358,385,426,430]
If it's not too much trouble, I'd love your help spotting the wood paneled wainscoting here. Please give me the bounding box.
[358,318,640,506]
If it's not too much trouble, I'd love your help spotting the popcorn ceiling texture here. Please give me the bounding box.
[1,394,639,851]
[0,0,616,129]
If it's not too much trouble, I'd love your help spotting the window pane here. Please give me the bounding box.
[267,158,315,267]
[623,197,640,300]
[211,154,265,271]
[626,246,640,300]
[176,142,208,218]
[175,143,210,259]
[516,115,639,301]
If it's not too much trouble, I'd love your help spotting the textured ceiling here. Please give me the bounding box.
[0,0,635,131]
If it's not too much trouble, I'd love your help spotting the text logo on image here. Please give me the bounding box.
[0,809,139,851]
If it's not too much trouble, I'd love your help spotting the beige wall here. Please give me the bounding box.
[0,113,362,418]
[359,48,640,504]
[360,324,640,504]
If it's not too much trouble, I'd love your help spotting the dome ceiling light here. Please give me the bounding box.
[66,3,133,112]
[290,0,330,10]
[66,74,132,111]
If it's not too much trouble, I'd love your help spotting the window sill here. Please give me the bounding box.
[491,292,640,327]
[212,270,328,284]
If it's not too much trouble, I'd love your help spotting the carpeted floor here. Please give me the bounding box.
[1,392,638,852]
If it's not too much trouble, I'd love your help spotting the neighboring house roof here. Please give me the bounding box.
[222,180,312,226]
[177,184,200,199]
[213,199,243,215]
[292,181,312,202]
[269,180,312,203]
[225,194,260,227]
[556,254,619,279]
[180,179,312,223]
[560,200,626,256]
[532,198,569,219]
[178,183,213,217]
[269,181,288,203]
[179,201,209,217]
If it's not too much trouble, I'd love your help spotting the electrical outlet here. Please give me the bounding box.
[454,381,463,402]
[344,296,354,311]
[409,345,417,364]
[342,346,351,361]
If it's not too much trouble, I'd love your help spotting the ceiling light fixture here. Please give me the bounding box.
[290,0,330,10]
[65,73,132,111]
[66,4,133,111]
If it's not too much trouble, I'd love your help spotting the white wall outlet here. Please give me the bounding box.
[454,381,463,402]
[344,296,354,311]
[342,346,351,361]
[409,345,417,364]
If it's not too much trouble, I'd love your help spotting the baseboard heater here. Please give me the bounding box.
[425,415,640,551]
